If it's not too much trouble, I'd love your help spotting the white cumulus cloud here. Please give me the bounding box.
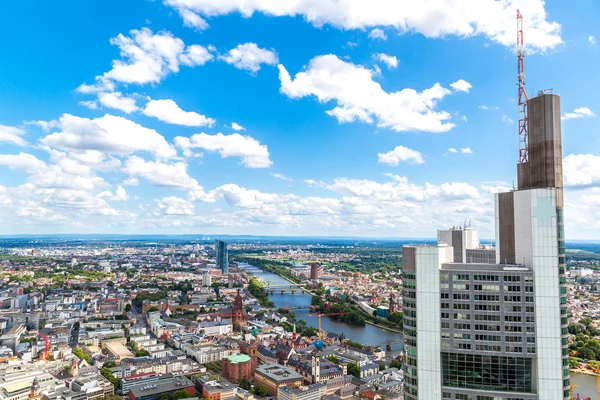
[178,8,209,30]
[0,125,27,147]
[164,0,562,51]
[123,156,200,189]
[461,147,473,154]
[97,92,138,113]
[98,186,129,201]
[218,42,278,73]
[77,28,213,89]
[450,79,472,93]
[40,113,176,159]
[563,154,600,188]
[278,54,462,133]
[375,53,398,69]
[143,99,215,127]
[270,173,293,182]
[231,122,245,131]
[368,28,387,40]
[378,146,425,165]
[175,132,272,168]
[562,107,595,121]
[156,196,195,215]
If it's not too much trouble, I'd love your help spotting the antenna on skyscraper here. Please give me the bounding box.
[517,9,529,163]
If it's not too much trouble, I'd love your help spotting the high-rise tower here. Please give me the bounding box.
[215,239,229,274]
[402,90,568,400]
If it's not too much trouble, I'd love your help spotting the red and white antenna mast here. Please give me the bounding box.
[517,9,528,163]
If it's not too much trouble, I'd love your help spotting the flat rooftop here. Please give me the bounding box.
[129,377,194,398]
[105,342,134,358]
[202,381,236,394]
[255,363,303,383]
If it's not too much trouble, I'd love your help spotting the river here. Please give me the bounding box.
[239,263,403,354]
[571,372,598,400]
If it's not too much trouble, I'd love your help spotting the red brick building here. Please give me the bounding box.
[221,354,254,382]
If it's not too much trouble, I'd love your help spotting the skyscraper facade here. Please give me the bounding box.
[215,239,229,274]
[402,91,568,400]
[310,263,319,281]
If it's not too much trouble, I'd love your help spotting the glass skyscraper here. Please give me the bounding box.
[215,239,229,274]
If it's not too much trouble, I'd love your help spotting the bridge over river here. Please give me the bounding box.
[264,282,312,295]
[238,262,403,353]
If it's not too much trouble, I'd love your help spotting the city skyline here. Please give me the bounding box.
[1,1,600,239]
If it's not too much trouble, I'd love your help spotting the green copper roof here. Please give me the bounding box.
[225,354,251,364]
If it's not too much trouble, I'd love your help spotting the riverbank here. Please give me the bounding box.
[237,259,316,296]
[365,320,403,334]
[238,262,403,349]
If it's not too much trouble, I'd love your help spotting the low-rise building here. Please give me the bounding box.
[104,342,134,362]
[278,384,325,400]
[128,377,195,400]
[201,381,236,400]
[254,364,303,397]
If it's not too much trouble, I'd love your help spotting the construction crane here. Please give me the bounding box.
[37,332,49,364]
[517,9,529,164]
[308,312,348,339]
[569,383,579,400]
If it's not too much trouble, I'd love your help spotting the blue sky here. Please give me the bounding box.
[0,0,599,239]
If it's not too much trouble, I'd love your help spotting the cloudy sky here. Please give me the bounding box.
[0,0,599,239]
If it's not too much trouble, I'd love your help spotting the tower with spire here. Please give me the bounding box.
[28,377,41,400]
[232,289,247,332]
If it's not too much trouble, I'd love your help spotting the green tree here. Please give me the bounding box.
[389,359,402,369]
[344,340,363,349]
[347,362,361,378]
[158,393,171,400]
[302,327,317,337]
[238,378,252,390]
[103,360,117,369]
[125,304,132,312]
[387,312,403,324]
[171,390,191,400]
[253,385,268,397]
[148,306,159,312]
[326,355,339,364]
[73,347,92,364]
[100,367,120,387]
